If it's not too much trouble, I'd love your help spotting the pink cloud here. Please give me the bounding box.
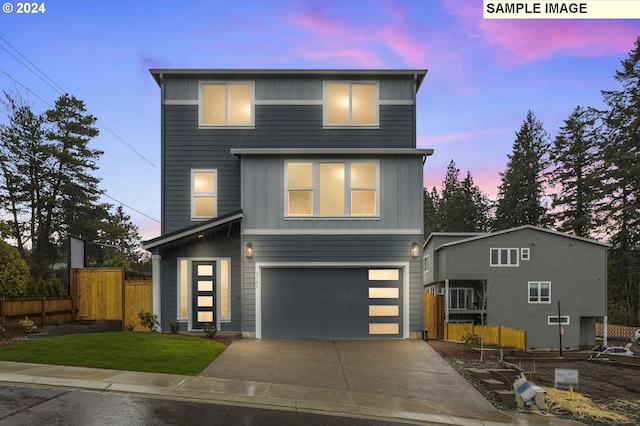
[281,2,430,68]
[442,2,640,67]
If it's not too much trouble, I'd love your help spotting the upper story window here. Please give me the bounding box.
[199,82,254,128]
[324,82,378,127]
[286,160,378,217]
[490,248,519,267]
[423,255,430,273]
[521,248,530,261]
[192,169,217,220]
[529,281,551,303]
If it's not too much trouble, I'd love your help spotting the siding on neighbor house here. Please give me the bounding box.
[240,234,423,334]
[434,228,607,348]
[239,154,424,232]
[158,229,241,331]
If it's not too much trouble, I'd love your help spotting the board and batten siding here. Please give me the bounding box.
[240,234,423,335]
[162,74,416,102]
[239,154,424,232]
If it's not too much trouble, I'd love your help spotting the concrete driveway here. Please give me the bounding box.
[201,339,496,413]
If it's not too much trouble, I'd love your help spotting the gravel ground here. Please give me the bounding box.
[428,340,640,426]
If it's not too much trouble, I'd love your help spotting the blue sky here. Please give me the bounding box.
[1,0,639,241]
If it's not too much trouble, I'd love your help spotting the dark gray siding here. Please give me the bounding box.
[163,74,415,102]
[241,234,423,335]
[158,229,241,331]
[163,105,415,234]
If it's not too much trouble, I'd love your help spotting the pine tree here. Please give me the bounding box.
[424,160,491,235]
[548,106,600,237]
[598,37,640,323]
[0,93,104,280]
[494,111,551,230]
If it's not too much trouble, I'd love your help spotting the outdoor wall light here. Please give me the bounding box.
[246,243,254,259]
[411,243,420,258]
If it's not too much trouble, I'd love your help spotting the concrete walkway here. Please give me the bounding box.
[0,339,584,425]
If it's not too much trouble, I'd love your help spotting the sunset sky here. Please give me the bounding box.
[1,0,640,241]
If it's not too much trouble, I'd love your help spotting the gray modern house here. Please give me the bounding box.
[143,69,433,339]
[423,226,610,349]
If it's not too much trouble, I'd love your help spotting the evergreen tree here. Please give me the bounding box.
[548,106,600,237]
[598,37,640,323]
[494,111,551,230]
[424,160,491,236]
[599,38,640,252]
[0,93,104,280]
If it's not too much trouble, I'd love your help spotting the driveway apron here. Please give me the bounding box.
[200,339,495,411]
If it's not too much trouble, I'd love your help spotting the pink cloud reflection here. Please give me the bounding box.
[442,2,640,66]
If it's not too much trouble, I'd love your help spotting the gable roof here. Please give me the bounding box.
[143,210,243,250]
[430,225,611,252]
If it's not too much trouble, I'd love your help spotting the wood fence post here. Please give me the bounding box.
[41,296,46,326]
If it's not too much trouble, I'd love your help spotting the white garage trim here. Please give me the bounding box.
[255,261,410,339]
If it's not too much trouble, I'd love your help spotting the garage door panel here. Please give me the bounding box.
[261,267,401,338]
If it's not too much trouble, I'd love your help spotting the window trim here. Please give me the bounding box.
[198,81,255,128]
[547,316,569,325]
[284,159,380,218]
[449,288,474,310]
[191,169,218,221]
[490,248,519,267]
[323,81,379,128]
[528,281,551,304]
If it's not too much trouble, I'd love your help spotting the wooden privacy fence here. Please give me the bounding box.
[444,323,526,350]
[596,323,638,338]
[0,296,73,328]
[70,268,152,330]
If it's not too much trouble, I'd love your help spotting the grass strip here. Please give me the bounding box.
[0,332,226,376]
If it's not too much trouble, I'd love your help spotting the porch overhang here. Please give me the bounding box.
[142,210,243,250]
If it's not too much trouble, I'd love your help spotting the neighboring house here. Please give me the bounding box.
[423,226,610,349]
[143,69,433,339]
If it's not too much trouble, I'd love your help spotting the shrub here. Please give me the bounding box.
[138,311,159,332]
[19,316,37,334]
[0,242,30,295]
[0,317,6,338]
[168,320,180,334]
[203,323,217,338]
[462,332,482,352]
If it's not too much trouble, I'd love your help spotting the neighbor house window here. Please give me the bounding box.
[529,281,551,303]
[450,288,474,310]
[490,248,519,266]
[324,82,378,127]
[200,82,254,127]
[521,248,530,261]
[423,255,430,273]
[548,316,569,325]
[192,170,217,220]
[286,160,378,217]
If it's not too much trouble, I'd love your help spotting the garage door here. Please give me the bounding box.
[261,267,402,338]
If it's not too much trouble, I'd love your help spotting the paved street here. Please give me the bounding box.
[0,385,413,426]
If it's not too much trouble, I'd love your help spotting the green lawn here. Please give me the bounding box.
[0,332,226,376]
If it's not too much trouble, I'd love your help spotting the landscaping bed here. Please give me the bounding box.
[429,340,640,426]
